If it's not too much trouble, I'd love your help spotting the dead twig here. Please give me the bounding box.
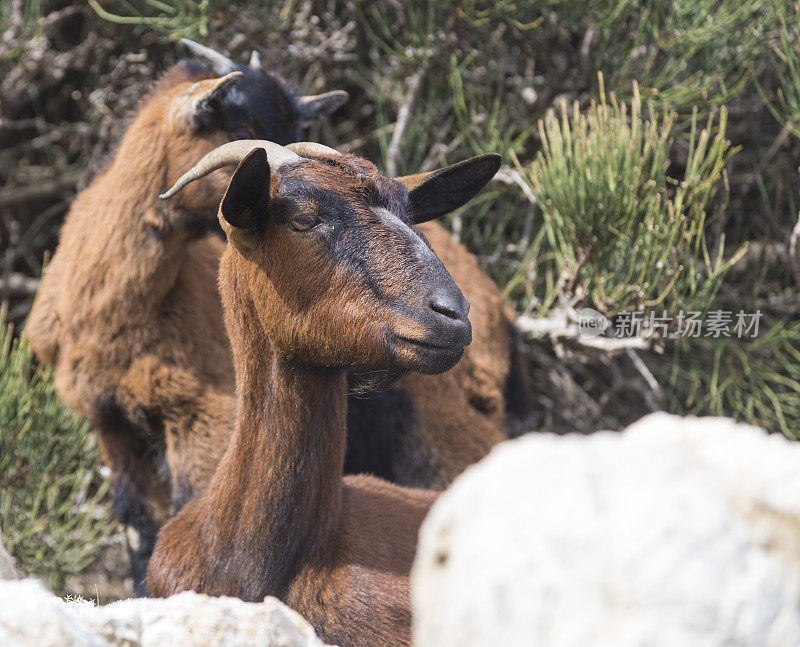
[516,311,651,353]
[790,169,800,287]
[739,122,794,199]
[0,272,40,297]
[625,348,663,406]
[385,68,425,177]
[341,123,395,152]
[493,166,537,206]
[0,175,80,209]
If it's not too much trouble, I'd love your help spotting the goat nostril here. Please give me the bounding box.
[430,297,467,322]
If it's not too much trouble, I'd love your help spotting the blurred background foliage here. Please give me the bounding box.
[0,307,115,595]
[2,0,800,587]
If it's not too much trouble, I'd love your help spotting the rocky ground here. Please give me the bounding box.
[5,413,800,646]
[0,537,329,647]
[412,413,800,647]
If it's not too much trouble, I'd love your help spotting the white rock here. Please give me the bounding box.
[1,578,329,647]
[80,592,328,647]
[0,535,18,580]
[0,579,109,647]
[412,413,800,647]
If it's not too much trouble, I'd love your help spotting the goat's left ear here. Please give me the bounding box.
[219,148,271,248]
[396,153,502,224]
[179,71,243,131]
[297,91,349,125]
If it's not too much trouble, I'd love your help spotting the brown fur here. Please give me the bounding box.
[148,146,495,646]
[26,65,238,581]
[25,62,521,587]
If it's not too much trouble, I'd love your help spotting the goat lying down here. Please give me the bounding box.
[25,42,527,592]
[148,139,502,647]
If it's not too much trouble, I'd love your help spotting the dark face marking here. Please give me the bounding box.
[218,67,302,144]
[184,59,302,144]
[271,158,436,303]
[238,154,472,376]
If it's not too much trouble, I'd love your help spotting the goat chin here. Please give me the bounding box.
[347,367,408,396]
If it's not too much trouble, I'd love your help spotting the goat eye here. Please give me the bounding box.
[288,214,320,232]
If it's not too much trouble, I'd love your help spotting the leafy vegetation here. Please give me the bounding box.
[521,78,740,315]
[0,307,114,594]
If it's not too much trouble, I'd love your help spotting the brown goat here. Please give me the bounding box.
[25,59,349,590]
[26,47,523,591]
[147,140,501,647]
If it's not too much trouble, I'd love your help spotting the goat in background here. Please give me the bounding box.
[25,48,348,592]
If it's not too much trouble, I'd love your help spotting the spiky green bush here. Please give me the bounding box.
[653,320,800,437]
[518,78,741,315]
[758,5,800,137]
[87,0,213,38]
[587,0,779,114]
[0,309,114,594]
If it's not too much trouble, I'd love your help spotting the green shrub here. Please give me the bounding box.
[519,78,741,315]
[0,308,114,594]
[652,320,800,437]
[87,0,213,38]
[588,0,778,114]
[758,5,800,137]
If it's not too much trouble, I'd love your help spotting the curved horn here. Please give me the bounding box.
[249,49,262,70]
[297,90,350,120]
[285,142,342,157]
[160,140,303,199]
[181,38,237,75]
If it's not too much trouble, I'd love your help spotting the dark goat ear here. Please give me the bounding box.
[179,72,243,131]
[297,91,349,124]
[396,153,502,224]
[219,148,271,246]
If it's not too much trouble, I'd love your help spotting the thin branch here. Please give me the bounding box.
[493,166,537,206]
[0,272,40,297]
[419,122,456,172]
[340,123,395,152]
[625,348,663,402]
[385,68,425,177]
[0,175,81,208]
[790,170,800,287]
[516,312,651,352]
[739,122,794,197]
